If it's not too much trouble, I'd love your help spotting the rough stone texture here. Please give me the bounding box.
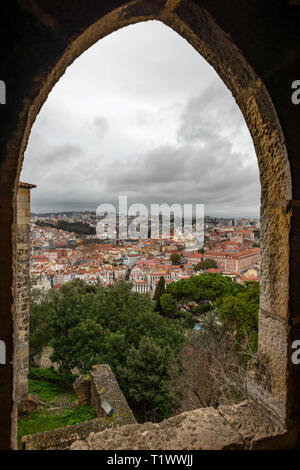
[33,346,59,370]
[71,407,244,450]
[218,400,297,450]
[19,394,41,415]
[15,184,35,406]
[73,375,91,406]
[22,399,298,451]
[90,364,136,423]
[22,364,136,450]
[247,313,289,422]
[22,415,134,450]
[0,0,300,449]
[69,400,296,451]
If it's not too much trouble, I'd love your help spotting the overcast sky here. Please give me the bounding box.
[21,20,260,218]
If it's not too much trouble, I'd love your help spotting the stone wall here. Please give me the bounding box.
[33,346,59,370]
[1,0,300,449]
[22,414,133,450]
[15,183,35,405]
[70,400,297,451]
[90,364,136,422]
[22,364,136,450]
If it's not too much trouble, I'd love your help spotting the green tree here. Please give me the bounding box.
[170,253,181,265]
[165,273,242,318]
[193,259,218,272]
[30,302,53,363]
[153,276,165,313]
[160,292,194,328]
[29,279,184,420]
[119,337,174,421]
[217,281,259,355]
[254,229,260,240]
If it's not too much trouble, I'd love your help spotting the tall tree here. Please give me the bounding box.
[170,253,181,265]
[119,337,174,421]
[153,276,165,313]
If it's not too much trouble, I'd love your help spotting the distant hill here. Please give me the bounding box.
[35,219,96,236]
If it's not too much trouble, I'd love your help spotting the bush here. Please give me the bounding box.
[28,367,77,387]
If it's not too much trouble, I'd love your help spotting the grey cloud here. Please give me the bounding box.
[21,21,259,218]
[93,117,109,135]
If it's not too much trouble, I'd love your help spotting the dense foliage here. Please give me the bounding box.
[193,259,218,271]
[28,367,77,388]
[217,281,259,355]
[30,279,184,420]
[30,274,259,422]
[161,273,243,317]
[153,276,165,314]
[36,219,96,235]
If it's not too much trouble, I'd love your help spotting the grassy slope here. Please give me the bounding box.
[18,369,96,448]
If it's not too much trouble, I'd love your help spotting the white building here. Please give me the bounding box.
[132,280,151,294]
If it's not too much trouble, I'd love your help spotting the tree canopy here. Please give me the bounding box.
[30,279,184,420]
[30,274,259,421]
[170,253,181,265]
[193,259,218,271]
[160,273,243,318]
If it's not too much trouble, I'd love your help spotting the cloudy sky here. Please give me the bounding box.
[21,20,260,218]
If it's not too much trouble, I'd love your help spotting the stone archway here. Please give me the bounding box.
[1,0,299,449]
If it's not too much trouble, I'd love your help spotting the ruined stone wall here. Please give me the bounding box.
[22,414,133,450]
[90,364,136,423]
[22,364,136,450]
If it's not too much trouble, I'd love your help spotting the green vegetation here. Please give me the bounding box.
[28,379,73,404]
[36,219,96,235]
[161,273,242,317]
[218,280,259,355]
[193,259,218,271]
[18,406,96,448]
[18,368,95,448]
[28,367,77,402]
[254,229,260,240]
[120,337,173,421]
[170,253,181,265]
[30,274,259,422]
[30,280,184,421]
[153,276,165,314]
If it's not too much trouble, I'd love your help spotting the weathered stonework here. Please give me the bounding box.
[22,414,135,450]
[15,182,36,405]
[70,400,295,451]
[73,375,91,406]
[90,364,135,422]
[22,364,136,450]
[1,0,300,449]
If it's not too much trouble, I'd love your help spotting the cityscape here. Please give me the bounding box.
[29,209,261,295]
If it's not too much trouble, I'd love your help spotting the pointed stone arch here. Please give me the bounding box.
[1,0,299,449]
